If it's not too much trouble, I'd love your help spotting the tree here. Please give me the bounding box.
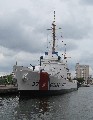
[76,77,85,84]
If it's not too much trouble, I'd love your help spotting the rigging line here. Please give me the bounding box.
[47,33,48,49]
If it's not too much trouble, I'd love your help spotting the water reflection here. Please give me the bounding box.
[39,98,49,114]
[0,91,77,120]
[14,97,51,120]
[14,93,72,120]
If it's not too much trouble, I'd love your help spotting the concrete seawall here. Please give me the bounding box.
[0,85,18,95]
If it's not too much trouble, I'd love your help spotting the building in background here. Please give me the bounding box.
[75,63,89,83]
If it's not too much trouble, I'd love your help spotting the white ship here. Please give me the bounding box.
[13,11,78,96]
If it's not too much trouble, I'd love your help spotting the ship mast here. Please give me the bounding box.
[52,11,56,52]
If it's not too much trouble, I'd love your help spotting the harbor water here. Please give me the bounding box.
[0,86,93,120]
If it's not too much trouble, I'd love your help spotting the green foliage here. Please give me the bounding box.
[7,74,13,84]
[0,78,6,85]
[0,74,13,85]
[76,77,85,84]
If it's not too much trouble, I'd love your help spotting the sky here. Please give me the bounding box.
[0,0,93,77]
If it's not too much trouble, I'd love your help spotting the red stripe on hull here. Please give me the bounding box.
[39,72,49,90]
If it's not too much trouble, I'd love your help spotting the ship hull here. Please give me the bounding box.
[13,66,78,97]
[19,88,78,97]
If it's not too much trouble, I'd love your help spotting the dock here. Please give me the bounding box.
[0,85,18,95]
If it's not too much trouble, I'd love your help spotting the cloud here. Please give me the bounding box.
[80,0,93,5]
[0,8,49,53]
[62,22,91,39]
[60,3,92,40]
